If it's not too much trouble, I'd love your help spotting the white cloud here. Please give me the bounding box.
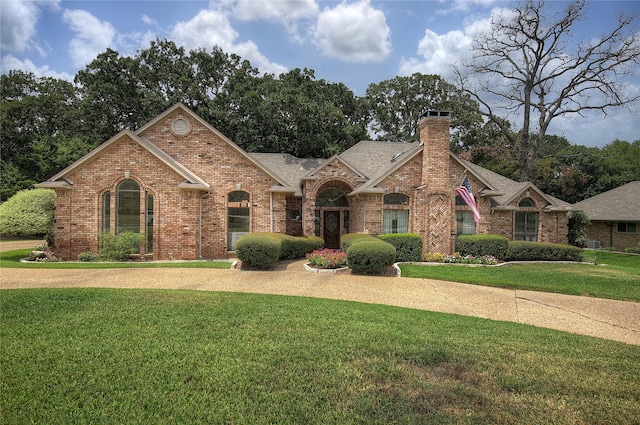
[0,0,59,54]
[314,0,391,63]
[232,0,317,22]
[171,8,287,75]
[398,8,497,79]
[0,54,73,80]
[62,9,116,68]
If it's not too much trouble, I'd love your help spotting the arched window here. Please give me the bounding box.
[518,197,535,207]
[384,193,409,205]
[116,180,140,234]
[228,191,250,250]
[383,193,409,234]
[515,197,538,241]
[315,188,348,207]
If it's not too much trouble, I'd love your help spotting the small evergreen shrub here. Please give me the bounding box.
[423,252,444,262]
[100,232,144,261]
[456,234,509,260]
[78,251,97,262]
[625,243,640,254]
[346,239,396,275]
[235,233,281,269]
[505,241,583,262]
[377,233,423,262]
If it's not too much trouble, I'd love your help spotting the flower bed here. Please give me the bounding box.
[306,249,347,269]
[444,254,498,265]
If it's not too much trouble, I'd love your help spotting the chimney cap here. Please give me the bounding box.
[419,110,452,119]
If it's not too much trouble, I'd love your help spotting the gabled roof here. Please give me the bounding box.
[36,130,210,190]
[348,142,423,195]
[574,181,640,221]
[137,103,289,188]
[453,156,573,211]
[248,153,325,195]
[303,153,367,182]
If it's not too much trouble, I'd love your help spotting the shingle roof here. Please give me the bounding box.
[248,153,325,194]
[339,141,421,179]
[574,181,640,221]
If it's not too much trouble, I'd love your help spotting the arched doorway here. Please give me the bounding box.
[314,184,351,249]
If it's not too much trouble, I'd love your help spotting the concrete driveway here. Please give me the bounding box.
[1,241,638,346]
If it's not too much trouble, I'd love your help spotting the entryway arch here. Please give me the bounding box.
[314,181,352,249]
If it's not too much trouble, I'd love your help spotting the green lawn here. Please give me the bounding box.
[1,288,638,424]
[0,249,231,269]
[399,250,640,302]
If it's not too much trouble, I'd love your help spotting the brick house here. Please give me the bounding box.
[37,103,573,260]
[574,181,640,250]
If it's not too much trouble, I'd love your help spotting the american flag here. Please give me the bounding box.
[455,176,481,225]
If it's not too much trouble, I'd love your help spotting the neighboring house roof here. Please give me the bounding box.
[574,181,640,221]
[35,130,210,191]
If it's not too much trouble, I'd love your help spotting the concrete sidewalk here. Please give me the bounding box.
[1,258,638,345]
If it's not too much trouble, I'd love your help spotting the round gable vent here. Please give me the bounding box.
[172,118,190,135]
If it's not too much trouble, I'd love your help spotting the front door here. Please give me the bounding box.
[323,211,341,249]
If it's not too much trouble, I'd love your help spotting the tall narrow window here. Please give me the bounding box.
[383,193,409,234]
[102,191,110,233]
[117,180,140,234]
[455,195,476,235]
[228,190,250,250]
[146,191,154,253]
[515,197,538,241]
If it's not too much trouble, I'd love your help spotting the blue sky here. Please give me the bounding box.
[1,0,639,147]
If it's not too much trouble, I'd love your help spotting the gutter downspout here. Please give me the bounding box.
[270,192,274,232]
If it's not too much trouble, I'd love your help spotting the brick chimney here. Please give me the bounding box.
[418,110,454,256]
[419,110,451,191]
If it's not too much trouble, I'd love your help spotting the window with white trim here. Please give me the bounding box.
[383,193,409,234]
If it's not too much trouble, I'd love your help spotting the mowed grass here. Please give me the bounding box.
[0,249,231,269]
[400,250,640,302]
[1,288,638,424]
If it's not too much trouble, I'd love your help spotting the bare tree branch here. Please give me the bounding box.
[453,0,640,181]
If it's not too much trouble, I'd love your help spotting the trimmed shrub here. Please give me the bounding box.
[505,241,583,262]
[235,233,281,269]
[0,188,55,237]
[78,251,97,262]
[377,233,423,262]
[346,238,396,275]
[456,234,509,260]
[279,234,324,260]
[235,233,324,269]
[100,232,144,261]
[340,233,372,250]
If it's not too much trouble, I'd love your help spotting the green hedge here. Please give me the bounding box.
[235,233,325,269]
[235,233,282,269]
[279,234,324,260]
[505,241,583,262]
[377,233,423,262]
[340,233,372,250]
[341,233,396,274]
[456,234,509,260]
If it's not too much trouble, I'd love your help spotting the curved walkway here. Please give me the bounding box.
[1,245,638,345]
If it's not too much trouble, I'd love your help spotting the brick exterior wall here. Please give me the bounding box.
[585,221,639,250]
[48,105,571,261]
